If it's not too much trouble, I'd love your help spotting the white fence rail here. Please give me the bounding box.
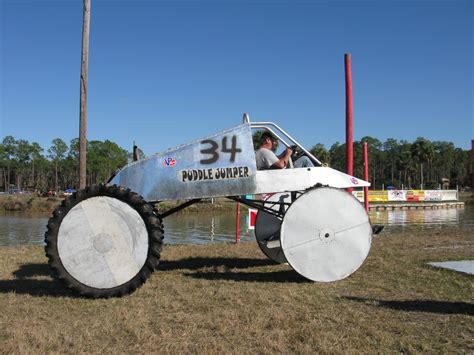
[352,190,459,203]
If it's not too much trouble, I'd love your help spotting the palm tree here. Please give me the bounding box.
[411,138,435,188]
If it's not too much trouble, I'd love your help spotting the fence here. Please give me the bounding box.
[352,190,459,203]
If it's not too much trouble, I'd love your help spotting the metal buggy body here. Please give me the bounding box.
[45,118,372,298]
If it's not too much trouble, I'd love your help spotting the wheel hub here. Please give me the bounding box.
[318,227,335,243]
[93,233,115,254]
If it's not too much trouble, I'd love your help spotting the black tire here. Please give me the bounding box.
[44,184,163,298]
[254,210,287,264]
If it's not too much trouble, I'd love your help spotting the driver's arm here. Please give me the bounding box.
[272,147,293,169]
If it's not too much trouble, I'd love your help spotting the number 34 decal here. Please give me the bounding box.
[200,135,242,164]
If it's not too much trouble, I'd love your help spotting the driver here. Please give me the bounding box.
[255,132,314,170]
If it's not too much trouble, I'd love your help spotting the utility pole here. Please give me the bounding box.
[79,0,91,189]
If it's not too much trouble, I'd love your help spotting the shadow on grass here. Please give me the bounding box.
[160,257,310,283]
[0,263,77,297]
[13,263,51,279]
[344,296,474,316]
[1,257,285,297]
[185,270,308,283]
[158,257,275,271]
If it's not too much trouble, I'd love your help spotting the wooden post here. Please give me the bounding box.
[345,53,354,193]
[79,0,91,189]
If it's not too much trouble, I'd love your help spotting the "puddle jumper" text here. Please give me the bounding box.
[181,166,250,182]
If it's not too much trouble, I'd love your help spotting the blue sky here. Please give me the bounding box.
[1,0,472,156]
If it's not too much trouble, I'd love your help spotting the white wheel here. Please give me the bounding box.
[58,196,149,289]
[280,187,372,282]
[45,185,163,298]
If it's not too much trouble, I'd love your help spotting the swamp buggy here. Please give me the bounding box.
[45,116,373,297]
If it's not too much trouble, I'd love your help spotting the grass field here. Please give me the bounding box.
[0,229,472,353]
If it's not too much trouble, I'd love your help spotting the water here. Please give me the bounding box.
[0,211,255,247]
[1,205,473,247]
[369,205,474,233]
[0,213,50,247]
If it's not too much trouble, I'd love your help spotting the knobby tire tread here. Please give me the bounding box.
[44,184,164,298]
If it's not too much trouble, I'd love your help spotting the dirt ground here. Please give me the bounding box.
[0,228,472,353]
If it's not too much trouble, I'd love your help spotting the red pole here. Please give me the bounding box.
[235,202,240,243]
[363,141,369,211]
[345,53,354,193]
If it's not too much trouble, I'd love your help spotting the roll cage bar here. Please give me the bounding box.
[249,121,323,167]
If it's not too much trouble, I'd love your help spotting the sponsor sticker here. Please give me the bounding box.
[180,166,250,182]
[163,157,176,167]
[350,177,359,185]
[388,190,406,201]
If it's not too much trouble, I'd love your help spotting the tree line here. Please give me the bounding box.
[309,137,471,190]
[0,136,144,193]
[0,134,471,193]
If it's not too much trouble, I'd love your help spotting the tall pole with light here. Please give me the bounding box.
[79,0,91,189]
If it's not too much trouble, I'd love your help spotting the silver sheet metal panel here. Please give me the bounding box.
[111,124,258,201]
[110,122,370,201]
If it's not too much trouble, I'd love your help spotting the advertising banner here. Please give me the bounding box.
[440,190,458,201]
[406,190,425,202]
[424,190,441,201]
[388,190,407,201]
[368,190,388,202]
[350,190,458,204]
